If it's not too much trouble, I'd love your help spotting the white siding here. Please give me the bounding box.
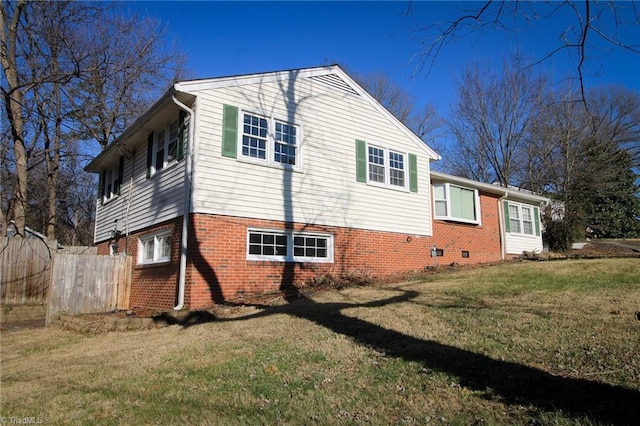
[505,202,544,254]
[94,148,186,243]
[187,75,433,236]
[505,233,544,255]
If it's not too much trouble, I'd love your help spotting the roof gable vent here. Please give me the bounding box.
[308,73,359,96]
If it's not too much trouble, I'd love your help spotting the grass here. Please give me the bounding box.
[1,258,639,425]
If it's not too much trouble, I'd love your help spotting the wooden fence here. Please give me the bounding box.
[47,254,132,323]
[1,237,55,304]
[1,237,98,305]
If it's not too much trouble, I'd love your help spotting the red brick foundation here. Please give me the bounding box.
[97,201,504,309]
[431,192,503,265]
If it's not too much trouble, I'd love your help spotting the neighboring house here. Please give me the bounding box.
[85,65,547,310]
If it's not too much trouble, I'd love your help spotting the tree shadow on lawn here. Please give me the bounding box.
[158,289,639,425]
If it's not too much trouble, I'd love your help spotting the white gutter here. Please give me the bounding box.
[171,95,195,311]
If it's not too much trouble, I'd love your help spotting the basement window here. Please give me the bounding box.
[247,229,333,263]
[138,231,172,264]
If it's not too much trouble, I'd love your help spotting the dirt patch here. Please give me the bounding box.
[571,240,640,257]
[0,318,46,333]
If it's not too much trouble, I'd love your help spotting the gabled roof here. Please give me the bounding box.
[85,64,441,173]
[174,64,440,160]
[430,170,549,205]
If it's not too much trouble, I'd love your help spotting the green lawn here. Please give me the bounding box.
[1,259,639,425]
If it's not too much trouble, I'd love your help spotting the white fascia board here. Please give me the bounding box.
[174,65,337,92]
[430,170,549,205]
[332,66,441,161]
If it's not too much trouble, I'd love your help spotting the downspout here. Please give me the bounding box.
[498,190,509,261]
[172,95,195,311]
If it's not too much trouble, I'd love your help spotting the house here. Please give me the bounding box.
[84,65,547,310]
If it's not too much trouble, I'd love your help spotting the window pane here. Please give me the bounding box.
[161,236,171,259]
[433,184,446,200]
[390,168,404,187]
[369,164,385,183]
[459,188,476,221]
[144,240,154,261]
[242,114,268,159]
[247,232,287,257]
[510,218,521,233]
[509,204,520,219]
[368,146,385,183]
[523,221,534,235]
[435,200,447,217]
[389,152,405,187]
[449,186,462,218]
[168,121,179,161]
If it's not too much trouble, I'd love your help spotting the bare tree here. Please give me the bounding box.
[1,0,28,236]
[352,70,444,144]
[446,59,548,187]
[1,1,186,241]
[67,10,187,148]
[410,0,640,103]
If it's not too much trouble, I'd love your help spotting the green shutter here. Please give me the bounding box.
[177,109,186,161]
[534,206,541,237]
[409,153,418,193]
[116,156,124,195]
[503,200,511,233]
[99,170,105,205]
[355,139,367,182]
[222,104,238,158]
[146,132,154,178]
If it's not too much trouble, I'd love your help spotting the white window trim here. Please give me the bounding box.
[238,110,302,171]
[102,165,119,204]
[149,119,180,177]
[507,201,536,237]
[366,143,409,191]
[246,228,334,263]
[433,183,481,225]
[137,230,172,265]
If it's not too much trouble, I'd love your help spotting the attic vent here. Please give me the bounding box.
[309,73,359,96]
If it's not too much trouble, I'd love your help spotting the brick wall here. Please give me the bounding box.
[96,218,182,309]
[431,192,502,265]
[96,196,504,310]
[185,214,437,308]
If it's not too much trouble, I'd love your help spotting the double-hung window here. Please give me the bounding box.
[138,231,172,264]
[367,145,406,189]
[247,229,333,262]
[433,183,480,224]
[153,119,180,174]
[355,140,417,192]
[506,202,537,236]
[240,112,299,168]
[101,157,124,204]
[147,114,186,178]
[221,105,301,169]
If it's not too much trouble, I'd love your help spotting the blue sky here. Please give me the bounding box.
[126,1,639,129]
